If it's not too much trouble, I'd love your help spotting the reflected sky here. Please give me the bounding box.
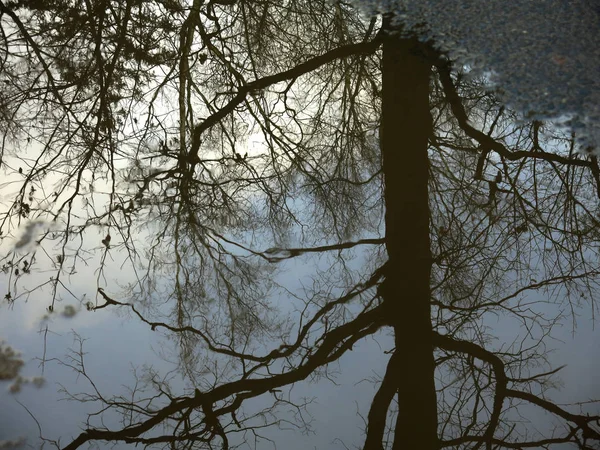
[1,1,600,449]
[2,286,600,447]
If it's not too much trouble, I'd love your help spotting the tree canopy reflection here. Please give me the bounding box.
[0,1,599,449]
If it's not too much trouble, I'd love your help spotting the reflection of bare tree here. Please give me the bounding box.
[0,1,599,449]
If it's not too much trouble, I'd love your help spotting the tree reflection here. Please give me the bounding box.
[0,1,599,449]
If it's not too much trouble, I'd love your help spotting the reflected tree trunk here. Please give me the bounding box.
[6,2,600,449]
[380,24,438,450]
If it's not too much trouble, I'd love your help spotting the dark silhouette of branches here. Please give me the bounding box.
[0,1,599,450]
